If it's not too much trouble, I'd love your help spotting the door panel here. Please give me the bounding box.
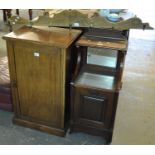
[14,42,64,128]
[74,88,114,129]
[80,95,106,122]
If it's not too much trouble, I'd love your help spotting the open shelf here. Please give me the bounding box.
[73,72,120,92]
[84,28,126,41]
[76,32,127,50]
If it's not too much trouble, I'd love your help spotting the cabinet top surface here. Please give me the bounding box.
[76,30,128,50]
[3,26,81,48]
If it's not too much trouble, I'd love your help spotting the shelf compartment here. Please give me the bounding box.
[73,72,120,92]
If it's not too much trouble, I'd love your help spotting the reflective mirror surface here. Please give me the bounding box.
[87,47,117,68]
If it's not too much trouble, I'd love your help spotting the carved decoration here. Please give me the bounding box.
[8,10,153,30]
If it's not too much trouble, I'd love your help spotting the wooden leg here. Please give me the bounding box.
[16,9,19,15]
[106,133,112,144]
[29,9,32,20]
[3,10,7,22]
[6,9,12,19]
[5,9,12,32]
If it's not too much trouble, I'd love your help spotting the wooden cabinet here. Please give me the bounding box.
[3,26,81,136]
[70,29,127,143]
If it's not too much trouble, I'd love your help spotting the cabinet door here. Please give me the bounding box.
[73,88,114,129]
[14,42,65,128]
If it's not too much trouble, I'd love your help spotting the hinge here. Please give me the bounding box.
[11,80,17,88]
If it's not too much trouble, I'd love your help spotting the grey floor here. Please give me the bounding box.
[0,110,106,145]
[0,10,106,145]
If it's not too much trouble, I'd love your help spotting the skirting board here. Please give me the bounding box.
[13,117,66,137]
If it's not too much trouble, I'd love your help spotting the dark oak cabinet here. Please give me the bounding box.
[70,29,127,143]
[3,26,81,136]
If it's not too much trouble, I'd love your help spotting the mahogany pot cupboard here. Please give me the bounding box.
[70,29,127,143]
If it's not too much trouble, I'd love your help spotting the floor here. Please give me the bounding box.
[112,10,155,144]
[0,110,106,145]
[0,9,155,145]
[112,30,155,144]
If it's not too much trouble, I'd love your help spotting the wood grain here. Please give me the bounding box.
[3,26,81,136]
[76,37,127,50]
[3,26,81,48]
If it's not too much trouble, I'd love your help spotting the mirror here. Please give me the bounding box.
[87,47,117,68]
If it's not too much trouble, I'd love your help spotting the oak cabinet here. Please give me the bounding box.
[3,26,81,136]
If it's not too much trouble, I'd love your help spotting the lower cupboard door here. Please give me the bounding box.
[74,88,114,129]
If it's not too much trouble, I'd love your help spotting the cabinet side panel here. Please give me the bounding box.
[6,41,20,116]
[60,48,66,128]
